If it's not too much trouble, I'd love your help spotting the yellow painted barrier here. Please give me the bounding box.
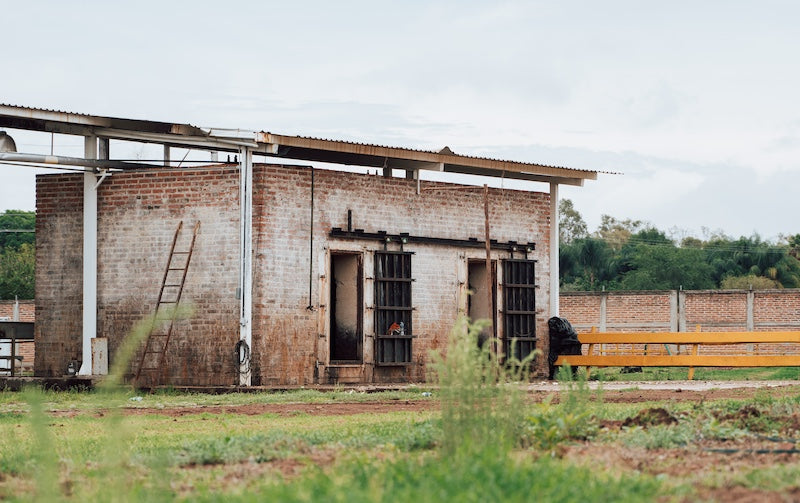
[553,328,800,380]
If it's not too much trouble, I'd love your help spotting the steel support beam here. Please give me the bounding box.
[550,183,559,317]
[79,136,98,375]
[238,147,253,385]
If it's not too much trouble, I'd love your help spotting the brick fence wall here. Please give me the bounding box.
[0,301,35,374]
[0,300,35,322]
[561,290,800,356]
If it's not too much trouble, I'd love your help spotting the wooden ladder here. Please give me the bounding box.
[133,221,200,388]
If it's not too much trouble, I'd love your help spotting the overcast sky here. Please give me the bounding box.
[2,1,800,241]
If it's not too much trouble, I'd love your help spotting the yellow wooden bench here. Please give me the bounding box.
[554,329,800,380]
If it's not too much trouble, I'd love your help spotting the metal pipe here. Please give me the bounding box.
[550,183,559,317]
[307,167,315,310]
[238,147,254,386]
[0,152,162,171]
[79,136,98,376]
[484,185,493,335]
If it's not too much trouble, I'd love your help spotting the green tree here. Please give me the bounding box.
[619,245,715,290]
[593,215,644,250]
[721,274,780,290]
[560,238,615,290]
[0,210,35,250]
[558,199,587,245]
[704,234,800,288]
[0,242,35,299]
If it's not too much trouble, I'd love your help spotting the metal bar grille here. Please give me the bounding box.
[375,251,413,365]
[503,259,537,360]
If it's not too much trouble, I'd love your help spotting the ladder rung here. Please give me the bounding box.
[139,367,159,371]
[172,251,190,254]
[144,350,163,355]
[167,268,186,271]
[163,284,182,287]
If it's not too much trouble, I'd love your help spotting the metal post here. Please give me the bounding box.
[79,135,98,376]
[483,185,493,331]
[550,183,559,317]
[238,147,253,385]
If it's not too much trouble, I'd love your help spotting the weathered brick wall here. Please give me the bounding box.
[561,291,673,332]
[754,290,800,330]
[683,291,748,331]
[559,293,601,329]
[0,301,36,371]
[0,300,35,321]
[35,174,83,376]
[750,290,800,356]
[253,166,551,383]
[608,292,673,332]
[37,165,552,384]
[96,168,241,386]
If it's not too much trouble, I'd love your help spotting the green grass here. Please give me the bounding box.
[0,387,435,414]
[7,314,800,500]
[5,379,800,500]
[230,450,662,503]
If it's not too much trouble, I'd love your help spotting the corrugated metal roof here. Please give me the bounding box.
[274,133,611,175]
[0,103,614,183]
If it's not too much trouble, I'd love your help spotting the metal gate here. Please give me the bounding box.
[374,251,413,365]
[503,259,537,361]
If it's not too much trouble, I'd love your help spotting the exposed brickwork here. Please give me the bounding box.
[684,291,747,331]
[96,167,241,386]
[559,293,601,328]
[35,174,83,377]
[251,166,552,384]
[561,289,800,358]
[0,300,34,322]
[36,165,553,384]
[561,291,673,332]
[754,290,800,330]
[16,341,34,369]
[0,302,36,372]
[607,291,672,332]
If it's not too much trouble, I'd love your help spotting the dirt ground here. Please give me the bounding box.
[103,381,800,418]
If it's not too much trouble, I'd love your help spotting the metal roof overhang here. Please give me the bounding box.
[0,104,599,185]
[257,133,597,186]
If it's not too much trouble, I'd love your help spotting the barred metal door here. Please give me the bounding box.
[374,251,413,365]
[503,259,537,361]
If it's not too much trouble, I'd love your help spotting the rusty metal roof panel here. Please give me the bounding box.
[259,132,609,181]
[0,104,611,182]
[0,103,207,137]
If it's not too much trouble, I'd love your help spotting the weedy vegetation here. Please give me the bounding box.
[2,315,800,501]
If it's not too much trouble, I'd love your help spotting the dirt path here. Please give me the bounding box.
[97,381,800,418]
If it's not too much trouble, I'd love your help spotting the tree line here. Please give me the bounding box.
[0,210,35,300]
[559,199,800,291]
[2,202,799,299]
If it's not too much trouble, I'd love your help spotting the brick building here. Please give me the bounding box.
[2,105,601,386]
[36,164,558,384]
